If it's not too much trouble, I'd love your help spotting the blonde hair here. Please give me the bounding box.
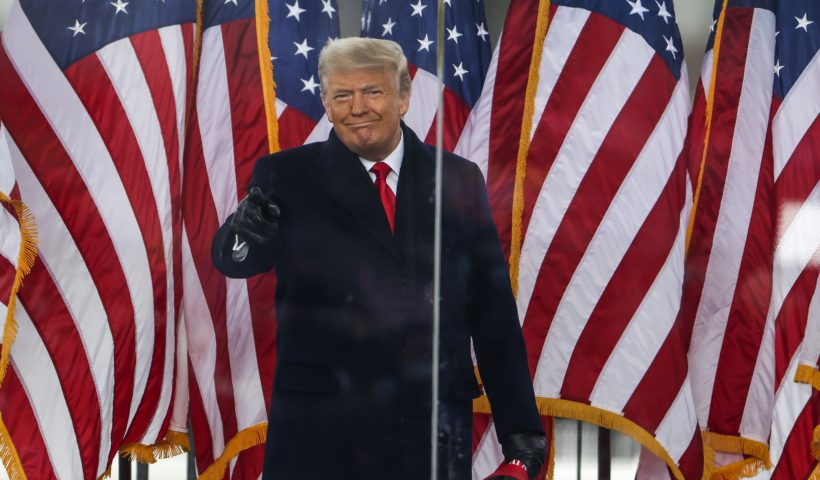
[318,37,412,98]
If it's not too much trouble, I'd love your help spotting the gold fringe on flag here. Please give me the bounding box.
[118,428,191,464]
[796,364,820,391]
[256,0,280,154]
[701,430,771,480]
[474,396,692,480]
[198,423,267,480]
[686,0,729,253]
[0,192,38,480]
[508,0,551,295]
[813,424,820,462]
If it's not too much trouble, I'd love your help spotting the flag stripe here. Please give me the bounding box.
[524,29,658,388]
[0,363,57,480]
[773,116,819,209]
[518,11,622,241]
[774,269,819,390]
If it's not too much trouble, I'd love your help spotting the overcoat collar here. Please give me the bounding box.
[313,122,435,264]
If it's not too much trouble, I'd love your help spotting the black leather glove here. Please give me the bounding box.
[229,186,280,248]
[486,432,547,480]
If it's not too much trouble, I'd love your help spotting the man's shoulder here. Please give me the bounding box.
[258,141,324,167]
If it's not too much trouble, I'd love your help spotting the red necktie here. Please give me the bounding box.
[370,162,396,232]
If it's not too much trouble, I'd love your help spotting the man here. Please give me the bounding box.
[212,37,545,479]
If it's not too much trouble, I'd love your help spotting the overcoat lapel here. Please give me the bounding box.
[315,130,401,262]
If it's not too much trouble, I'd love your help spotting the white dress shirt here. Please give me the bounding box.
[358,132,404,194]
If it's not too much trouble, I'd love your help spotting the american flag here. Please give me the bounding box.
[463,0,703,478]
[361,0,491,151]
[182,0,338,478]
[685,0,820,477]
[270,0,340,149]
[0,0,195,477]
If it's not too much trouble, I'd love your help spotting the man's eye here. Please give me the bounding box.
[365,90,382,97]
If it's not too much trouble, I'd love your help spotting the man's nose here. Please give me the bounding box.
[351,92,368,115]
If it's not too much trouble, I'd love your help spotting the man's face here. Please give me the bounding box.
[322,68,410,161]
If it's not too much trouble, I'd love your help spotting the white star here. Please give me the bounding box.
[795,13,814,32]
[321,0,335,19]
[110,0,129,14]
[293,38,314,58]
[444,0,451,5]
[301,75,319,94]
[379,0,387,4]
[626,0,649,20]
[710,18,717,32]
[774,59,784,76]
[286,0,306,21]
[664,35,678,59]
[655,1,672,24]
[453,62,468,81]
[447,25,462,44]
[382,17,396,36]
[476,22,489,42]
[68,19,87,36]
[224,0,237,5]
[410,0,426,17]
[417,33,433,52]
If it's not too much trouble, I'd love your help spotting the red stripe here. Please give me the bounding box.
[423,87,471,152]
[63,51,169,447]
[521,56,676,380]
[685,80,708,185]
[0,366,58,480]
[484,0,547,259]
[774,268,819,390]
[471,413,493,454]
[220,18,269,198]
[278,106,319,150]
[233,443,265,479]
[775,114,820,211]
[181,106,240,445]
[675,429,705,480]
[0,45,138,469]
[520,13,624,239]
[707,106,775,435]
[770,390,820,480]
[187,358,216,474]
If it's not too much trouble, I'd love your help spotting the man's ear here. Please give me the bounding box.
[322,96,334,123]
[399,92,410,117]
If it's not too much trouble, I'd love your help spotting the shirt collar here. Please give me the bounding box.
[359,131,404,175]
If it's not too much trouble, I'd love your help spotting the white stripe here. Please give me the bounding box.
[5,4,156,434]
[9,140,115,476]
[403,68,439,141]
[741,182,820,439]
[198,27,239,223]
[517,28,656,325]
[530,6,590,141]
[652,376,698,463]
[454,32,500,179]
[748,355,813,480]
[158,25,189,179]
[471,421,503,479]
[304,114,333,144]
[700,49,714,99]
[688,8,776,427]
[798,268,820,370]
[182,226,226,456]
[590,170,691,412]
[225,278,266,429]
[0,210,20,271]
[2,303,83,479]
[98,37,175,432]
[275,98,287,119]
[773,49,820,181]
[0,125,14,194]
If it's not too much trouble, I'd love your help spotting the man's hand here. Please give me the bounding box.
[485,432,547,480]
[230,186,281,248]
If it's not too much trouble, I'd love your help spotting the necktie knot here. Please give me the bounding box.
[370,162,391,178]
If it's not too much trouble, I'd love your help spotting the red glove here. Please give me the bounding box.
[484,459,529,480]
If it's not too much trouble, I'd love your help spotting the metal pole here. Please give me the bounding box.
[576,421,582,480]
[136,463,148,480]
[598,426,611,480]
[430,0,445,478]
[118,457,131,480]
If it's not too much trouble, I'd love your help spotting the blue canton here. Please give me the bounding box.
[553,0,685,79]
[203,0,255,28]
[268,0,341,121]
[360,0,491,108]
[774,0,818,97]
[21,0,196,70]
